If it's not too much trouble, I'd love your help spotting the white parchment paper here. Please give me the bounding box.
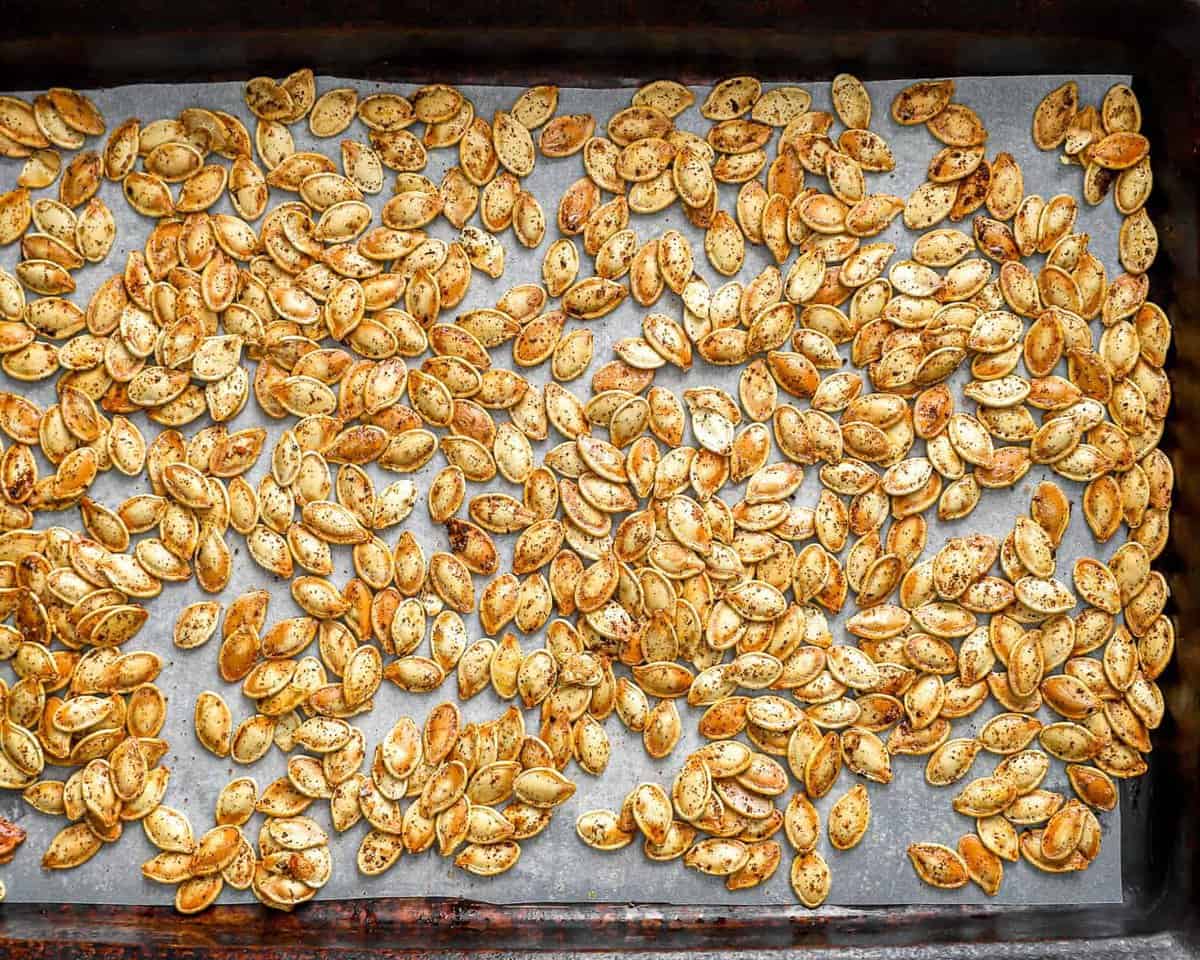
[0,74,1130,906]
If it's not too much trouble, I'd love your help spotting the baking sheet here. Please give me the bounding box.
[0,73,1130,906]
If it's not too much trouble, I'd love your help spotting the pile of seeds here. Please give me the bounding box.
[139,697,569,911]
[0,70,1170,911]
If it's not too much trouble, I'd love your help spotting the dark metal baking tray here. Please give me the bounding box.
[0,0,1196,955]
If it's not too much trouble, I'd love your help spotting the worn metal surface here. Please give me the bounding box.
[1,0,1198,953]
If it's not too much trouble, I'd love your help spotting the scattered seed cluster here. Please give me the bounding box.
[0,69,1170,911]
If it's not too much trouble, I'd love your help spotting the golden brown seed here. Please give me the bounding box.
[790,850,831,907]
[908,842,970,889]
